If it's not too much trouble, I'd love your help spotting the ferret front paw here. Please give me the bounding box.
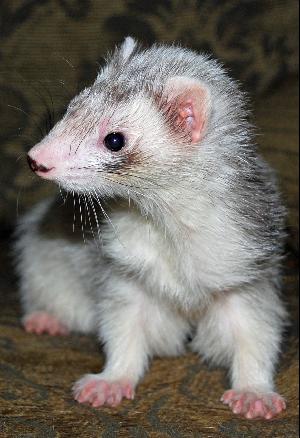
[73,374,135,407]
[22,311,69,336]
[221,389,286,419]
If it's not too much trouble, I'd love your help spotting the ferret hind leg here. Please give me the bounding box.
[73,275,190,407]
[15,229,98,336]
[191,280,287,419]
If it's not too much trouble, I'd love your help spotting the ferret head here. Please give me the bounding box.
[27,37,247,212]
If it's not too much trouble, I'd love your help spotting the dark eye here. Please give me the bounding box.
[104,132,125,152]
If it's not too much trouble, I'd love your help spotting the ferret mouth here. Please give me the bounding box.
[34,168,55,179]
[35,167,87,185]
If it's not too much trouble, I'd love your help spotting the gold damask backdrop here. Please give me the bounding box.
[0,2,299,436]
[0,0,298,243]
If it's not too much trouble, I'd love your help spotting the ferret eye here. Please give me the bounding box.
[104,132,125,152]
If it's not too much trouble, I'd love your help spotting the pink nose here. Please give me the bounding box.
[27,154,53,173]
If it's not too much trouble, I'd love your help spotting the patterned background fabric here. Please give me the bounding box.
[0,1,299,436]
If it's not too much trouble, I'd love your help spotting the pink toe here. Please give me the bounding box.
[77,394,87,403]
[92,396,105,407]
[253,399,266,417]
[245,411,255,420]
[106,396,115,406]
[232,399,243,414]
[272,396,286,413]
[221,390,236,404]
[35,326,45,334]
[124,384,135,400]
[265,411,275,420]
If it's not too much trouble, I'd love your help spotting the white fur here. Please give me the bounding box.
[14,38,287,411]
[119,36,137,61]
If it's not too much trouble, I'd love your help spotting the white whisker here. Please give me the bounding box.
[78,194,86,243]
[92,189,125,249]
[87,193,103,244]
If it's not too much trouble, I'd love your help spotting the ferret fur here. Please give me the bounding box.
[14,37,287,418]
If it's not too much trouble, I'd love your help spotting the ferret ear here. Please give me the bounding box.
[164,76,211,143]
[119,36,137,61]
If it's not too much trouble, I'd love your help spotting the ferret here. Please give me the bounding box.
[14,37,287,419]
